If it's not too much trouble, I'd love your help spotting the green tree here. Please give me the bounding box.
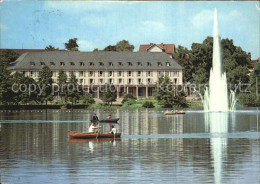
[65,38,79,51]
[104,45,117,51]
[0,65,14,105]
[101,83,117,105]
[93,48,99,52]
[115,40,134,51]
[0,49,19,66]
[67,73,81,105]
[250,62,260,97]
[154,75,175,108]
[173,46,192,82]
[45,45,59,51]
[81,93,95,105]
[38,66,53,105]
[121,93,136,104]
[57,70,68,103]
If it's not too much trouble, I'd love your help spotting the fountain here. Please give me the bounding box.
[203,9,236,112]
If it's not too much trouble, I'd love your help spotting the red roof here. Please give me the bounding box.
[139,43,175,54]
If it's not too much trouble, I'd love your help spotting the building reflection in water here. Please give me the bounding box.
[204,112,235,184]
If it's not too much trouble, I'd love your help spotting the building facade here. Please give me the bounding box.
[9,51,183,99]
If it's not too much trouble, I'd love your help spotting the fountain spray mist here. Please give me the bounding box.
[203,9,236,111]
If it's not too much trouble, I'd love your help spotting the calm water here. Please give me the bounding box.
[0,108,259,184]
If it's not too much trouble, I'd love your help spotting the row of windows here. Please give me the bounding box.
[51,78,179,85]
[22,70,180,77]
[30,61,172,67]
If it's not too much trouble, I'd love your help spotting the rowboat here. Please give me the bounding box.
[164,111,185,115]
[69,138,121,144]
[91,118,120,123]
[68,131,121,139]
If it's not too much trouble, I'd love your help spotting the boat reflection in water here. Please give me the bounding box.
[69,138,121,153]
[205,112,234,184]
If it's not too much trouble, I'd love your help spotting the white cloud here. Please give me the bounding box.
[142,21,166,31]
[191,10,214,28]
[0,24,8,30]
[78,40,97,51]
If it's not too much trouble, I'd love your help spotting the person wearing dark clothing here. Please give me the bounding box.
[92,114,99,121]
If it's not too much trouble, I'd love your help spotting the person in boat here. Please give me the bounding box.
[107,114,112,131]
[175,109,179,113]
[88,122,101,133]
[92,114,99,125]
[109,125,117,134]
[180,109,184,113]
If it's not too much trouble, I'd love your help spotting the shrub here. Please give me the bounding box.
[121,94,136,104]
[142,101,155,108]
[237,93,260,107]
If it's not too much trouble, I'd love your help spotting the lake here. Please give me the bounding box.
[0,108,259,184]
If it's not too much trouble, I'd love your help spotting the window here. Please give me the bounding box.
[98,71,103,77]
[127,79,132,84]
[127,71,132,77]
[69,71,74,76]
[22,71,26,75]
[137,62,142,66]
[174,78,178,84]
[165,71,170,76]
[70,62,75,66]
[89,71,94,77]
[89,79,94,84]
[90,62,94,66]
[147,78,152,84]
[137,71,142,77]
[109,79,113,84]
[109,62,113,66]
[118,78,123,84]
[109,71,113,77]
[99,62,104,66]
[60,62,65,66]
[118,71,123,77]
[80,62,84,66]
[80,79,84,84]
[138,78,142,84]
[79,71,84,77]
[166,62,170,66]
[40,62,45,66]
[30,71,34,77]
[118,62,123,66]
[128,62,133,66]
[99,79,103,84]
[146,71,152,77]
[157,71,162,76]
[30,62,35,66]
[158,62,162,66]
[147,62,152,66]
[50,62,55,66]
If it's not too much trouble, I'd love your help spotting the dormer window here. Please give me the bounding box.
[137,62,142,66]
[147,62,151,66]
[158,62,162,66]
[70,62,75,66]
[166,62,170,66]
[60,62,65,66]
[109,62,113,66]
[118,62,123,66]
[50,62,55,66]
[30,62,35,66]
[128,62,133,66]
[90,62,94,66]
[99,62,104,66]
[40,62,45,66]
[80,62,84,66]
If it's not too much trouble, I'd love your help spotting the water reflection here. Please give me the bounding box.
[205,112,233,184]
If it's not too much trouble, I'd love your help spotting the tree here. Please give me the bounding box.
[104,45,117,51]
[101,83,117,105]
[115,40,134,51]
[45,45,59,51]
[121,93,136,104]
[81,93,95,105]
[154,75,175,108]
[250,62,260,97]
[65,38,79,51]
[93,48,99,52]
[38,66,53,105]
[67,73,82,105]
[57,70,68,103]
[0,65,13,105]
[0,49,19,66]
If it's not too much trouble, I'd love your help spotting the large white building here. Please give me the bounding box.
[9,51,183,98]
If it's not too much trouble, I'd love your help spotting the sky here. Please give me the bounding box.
[0,1,259,59]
